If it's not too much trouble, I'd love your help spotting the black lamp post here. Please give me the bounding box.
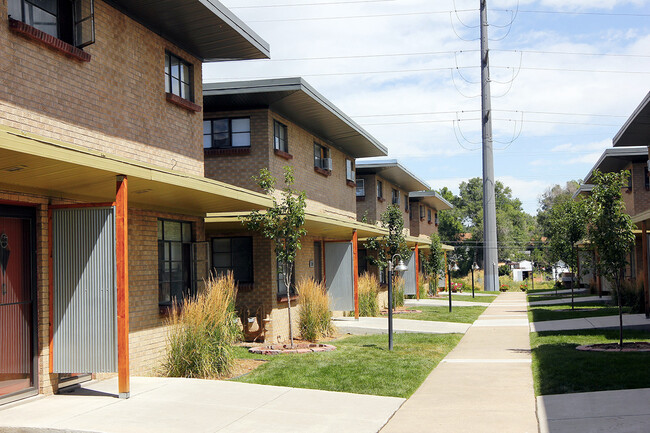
[447,258,459,312]
[387,254,408,351]
[531,262,535,291]
[471,262,479,298]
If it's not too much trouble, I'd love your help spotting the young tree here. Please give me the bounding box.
[245,167,307,347]
[424,233,445,294]
[365,204,410,279]
[586,170,636,348]
[547,198,587,309]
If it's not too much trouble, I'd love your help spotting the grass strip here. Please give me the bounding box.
[232,333,463,398]
[530,329,650,396]
[436,295,497,303]
[527,293,592,302]
[382,305,487,323]
[528,302,628,322]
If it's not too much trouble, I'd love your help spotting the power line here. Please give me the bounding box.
[493,8,650,17]
[496,49,650,59]
[358,118,620,127]
[246,9,477,22]
[351,109,627,118]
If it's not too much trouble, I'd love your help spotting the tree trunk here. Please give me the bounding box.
[617,274,623,350]
[285,263,294,348]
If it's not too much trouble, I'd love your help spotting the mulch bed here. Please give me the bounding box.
[577,342,650,352]
[249,343,336,355]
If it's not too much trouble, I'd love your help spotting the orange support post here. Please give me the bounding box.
[352,230,359,319]
[415,245,420,299]
[643,222,649,317]
[116,175,130,399]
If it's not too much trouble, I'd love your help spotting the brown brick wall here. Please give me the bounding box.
[409,201,438,238]
[0,0,204,176]
[631,162,650,217]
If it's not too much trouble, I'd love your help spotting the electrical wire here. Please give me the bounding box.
[492,8,650,17]
[246,9,477,22]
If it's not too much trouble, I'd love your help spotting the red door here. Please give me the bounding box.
[0,216,33,399]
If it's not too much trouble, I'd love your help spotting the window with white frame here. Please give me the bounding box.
[356,178,365,197]
[314,143,330,170]
[203,118,250,149]
[346,159,355,181]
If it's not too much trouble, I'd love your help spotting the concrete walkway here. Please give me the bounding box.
[530,313,650,332]
[436,291,497,297]
[405,298,491,307]
[528,288,588,297]
[537,388,650,433]
[333,316,470,335]
[380,292,538,433]
[0,377,404,433]
[529,295,612,306]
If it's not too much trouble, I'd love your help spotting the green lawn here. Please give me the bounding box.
[382,305,487,323]
[528,302,628,322]
[437,295,498,303]
[528,293,592,302]
[526,287,560,295]
[530,329,650,395]
[232,333,463,398]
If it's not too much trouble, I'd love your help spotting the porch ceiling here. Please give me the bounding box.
[205,211,388,239]
[0,125,271,215]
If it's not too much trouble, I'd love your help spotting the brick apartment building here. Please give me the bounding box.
[0,0,271,404]
[201,77,394,342]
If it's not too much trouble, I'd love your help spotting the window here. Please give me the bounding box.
[392,189,400,205]
[377,180,383,199]
[346,159,355,182]
[277,259,296,297]
[420,205,424,219]
[435,211,439,226]
[158,220,193,306]
[274,121,288,152]
[203,118,250,149]
[314,242,322,283]
[356,179,365,197]
[314,143,330,170]
[165,52,193,101]
[409,203,414,220]
[404,195,409,212]
[211,237,253,284]
[427,209,432,223]
[9,0,95,48]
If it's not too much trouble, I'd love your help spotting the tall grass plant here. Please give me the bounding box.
[358,272,380,317]
[297,278,334,342]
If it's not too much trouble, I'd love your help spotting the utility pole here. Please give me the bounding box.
[480,0,499,291]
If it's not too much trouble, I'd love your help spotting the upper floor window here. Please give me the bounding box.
[377,180,383,199]
[346,159,355,182]
[158,219,193,306]
[427,209,432,223]
[404,196,409,212]
[392,189,400,205]
[203,118,250,149]
[274,121,288,152]
[314,143,331,170]
[356,179,365,197]
[409,204,414,220]
[165,52,193,102]
[9,0,95,48]
[435,211,439,226]
[212,237,253,284]
[420,205,424,219]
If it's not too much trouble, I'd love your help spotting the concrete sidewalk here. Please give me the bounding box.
[528,288,588,297]
[380,292,538,433]
[436,291,496,297]
[0,377,404,433]
[537,388,650,433]
[333,316,470,335]
[529,295,612,306]
[405,298,491,307]
[530,313,650,332]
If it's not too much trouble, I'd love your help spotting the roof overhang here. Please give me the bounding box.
[107,0,270,61]
[203,78,388,158]
[583,147,647,183]
[408,191,454,211]
[571,184,593,199]
[355,159,429,192]
[405,235,454,251]
[0,125,271,215]
[613,92,650,147]
[205,211,388,239]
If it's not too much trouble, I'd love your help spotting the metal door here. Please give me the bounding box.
[325,242,354,311]
[52,207,117,373]
[0,215,34,400]
[403,251,417,296]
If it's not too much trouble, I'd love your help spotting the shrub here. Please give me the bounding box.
[498,264,511,276]
[163,273,241,379]
[391,275,405,309]
[611,280,645,314]
[297,278,334,342]
[358,272,380,317]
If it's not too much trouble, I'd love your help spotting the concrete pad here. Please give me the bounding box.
[528,295,612,306]
[537,388,650,433]
[333,316,469,335]
[530,314,650,332]
[405,298,491,307]
[473,318,530,327]
[0,377,404,433]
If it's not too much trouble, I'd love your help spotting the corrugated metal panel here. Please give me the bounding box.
[324,242,354,311]
[52,208,117,373]
[403,251,417,296]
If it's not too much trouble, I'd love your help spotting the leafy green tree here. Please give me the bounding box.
[424,233,445,293]
[586,170,636,348]
[245,167,307,347]
[547,198,587,309]
[365,204,410,273]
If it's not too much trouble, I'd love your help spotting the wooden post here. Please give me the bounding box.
[415,245,420,299]
[352,230,359,319]
[643,222,649,318]
[116,175,130,399]
[444,251,448,293]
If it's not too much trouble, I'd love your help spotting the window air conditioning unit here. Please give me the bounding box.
[348,171,355,182]
[323,158,333,171]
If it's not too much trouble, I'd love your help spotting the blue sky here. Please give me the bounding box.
[208,0,650,214]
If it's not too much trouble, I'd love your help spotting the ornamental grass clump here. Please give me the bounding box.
[358,272,380,317]
[391,275,405,309]
[297,278,334,342]
[163,273,241,379]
